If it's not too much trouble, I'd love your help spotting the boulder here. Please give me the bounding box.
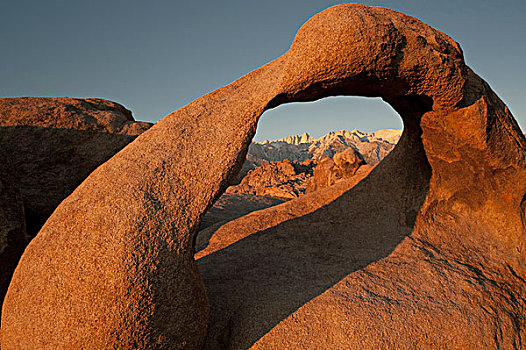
[307,148,366,193]
[333,147,364,175]
[0,97,152,237]
[3,4,526,349]
[0,97,151,134]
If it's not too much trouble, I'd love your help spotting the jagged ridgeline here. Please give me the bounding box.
[250,129,401,164]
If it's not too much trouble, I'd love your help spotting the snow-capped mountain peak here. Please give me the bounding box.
[250,129,401,166]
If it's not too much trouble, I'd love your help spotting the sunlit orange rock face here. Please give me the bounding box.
[2,4,525,349]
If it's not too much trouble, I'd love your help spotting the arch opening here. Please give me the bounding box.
[196,92,434,348]
[198,95,411,235]
[254,96,402,142]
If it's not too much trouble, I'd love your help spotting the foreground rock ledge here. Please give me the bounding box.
[2,4,525,349]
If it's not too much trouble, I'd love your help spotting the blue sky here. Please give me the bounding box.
[1,0,524,141]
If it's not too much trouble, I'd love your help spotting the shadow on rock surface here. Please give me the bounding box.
[198,123,432,348]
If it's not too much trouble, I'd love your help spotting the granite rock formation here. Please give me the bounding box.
[0,97,151,134]
[307,148,366,193]
[226,159,316,199]
[3,4,526,349]
[0,97,152,237]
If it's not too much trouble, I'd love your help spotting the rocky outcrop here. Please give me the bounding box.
[0,155,27,310]
[3,4,526,349]
[231,144,371,199]
[226,159,315,199]
[0,97,151,134]
[230,148,366,199]
[307,148,367,192]
[0,97,152,237]
[333,147,365,175]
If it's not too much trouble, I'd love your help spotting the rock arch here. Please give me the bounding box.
[2,4,525,349]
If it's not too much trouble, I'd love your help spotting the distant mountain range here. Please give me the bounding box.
[231,129,402,185]
[252,129,402,165]
[250,129,401,165]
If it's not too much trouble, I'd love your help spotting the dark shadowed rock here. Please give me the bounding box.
[199,193,284,232]
[2,4,526,349]
[0,97,152,237]
[0,154,27,311]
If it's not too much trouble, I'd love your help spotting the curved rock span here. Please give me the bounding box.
[2,4,525,349]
